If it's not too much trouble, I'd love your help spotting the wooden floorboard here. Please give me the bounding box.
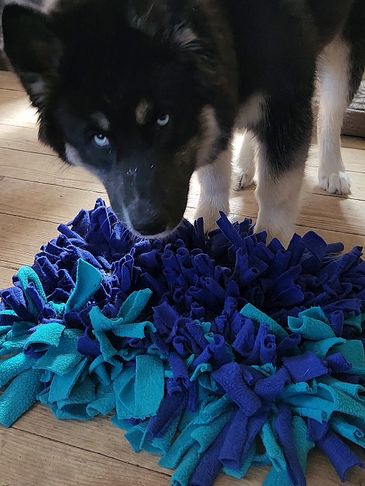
[0,71,23,91]
[0,123,55,155]
[0,72,364,486]
[1,427,169,486]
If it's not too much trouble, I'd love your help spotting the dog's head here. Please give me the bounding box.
[2,1,231,237]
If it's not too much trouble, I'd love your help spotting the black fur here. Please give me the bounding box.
[2,0,364,236]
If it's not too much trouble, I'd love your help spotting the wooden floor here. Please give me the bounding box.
[0,71,364,486]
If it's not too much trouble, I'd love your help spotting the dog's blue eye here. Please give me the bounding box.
[157,114,170,127]
[93,133,110,148]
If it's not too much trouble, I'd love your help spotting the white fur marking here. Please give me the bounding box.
[317,37,351,195]
[65,143,83,167]
[233,130,257,190]
[195,149,232,232]
[255,147,305,245]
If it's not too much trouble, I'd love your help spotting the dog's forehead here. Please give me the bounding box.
[87,99,154,130]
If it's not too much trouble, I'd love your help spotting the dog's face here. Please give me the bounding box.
[2,2,224,238]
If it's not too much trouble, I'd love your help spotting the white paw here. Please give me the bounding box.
[195,200,230,233]
[319,171,351,195]
[232,168,255,191]
[254,219,294,247]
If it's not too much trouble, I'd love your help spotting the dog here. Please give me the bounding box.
[2,0,364,241]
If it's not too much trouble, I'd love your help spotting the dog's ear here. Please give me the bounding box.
[2,4,62,107]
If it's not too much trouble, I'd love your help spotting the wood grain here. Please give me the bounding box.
[341,136,365,151]
[0,146,102,191]
[0,177,106,223]
[307,145,365,173]
[0,427,169,486]
[0,123,54,156]
[343,82,365,138]
[0,213,60,266]
[0,71,23,91]
[0,90,36,128]
[0,263,17,287]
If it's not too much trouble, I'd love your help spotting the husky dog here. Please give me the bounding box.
[2,1,364,239]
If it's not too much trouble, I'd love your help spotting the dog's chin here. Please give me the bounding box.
[129,225,180,241]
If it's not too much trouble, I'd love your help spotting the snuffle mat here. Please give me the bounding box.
[0,199,364,486]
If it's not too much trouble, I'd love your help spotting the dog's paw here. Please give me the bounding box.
[232,168,255,191]
[195,200,230,233]
[254,219,294,248]
[319,171,351,195]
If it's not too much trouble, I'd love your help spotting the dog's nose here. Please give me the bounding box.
[132,216,167,236]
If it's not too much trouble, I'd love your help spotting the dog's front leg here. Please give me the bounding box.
[255,158,306,245]
[195,149,232,232]
[254,95,313,245]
